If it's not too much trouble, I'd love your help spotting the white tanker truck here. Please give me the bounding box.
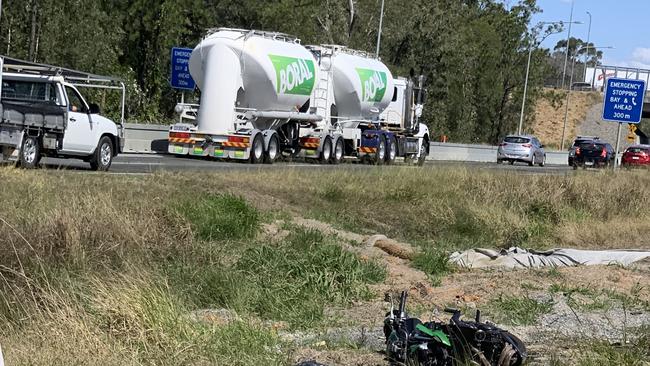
[169,28,430,165]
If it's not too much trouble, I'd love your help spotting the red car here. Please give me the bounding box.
[622,145,650,167]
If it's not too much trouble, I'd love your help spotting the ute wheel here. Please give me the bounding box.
[375,135,387,165]
[386,136,397,165]
[90,136,113,171]
[331,137,344,165]
[249,134,264,164]
[20,135,41,169]
[417,140,428,166]
[320,136,332,163]
[264,134,280,164]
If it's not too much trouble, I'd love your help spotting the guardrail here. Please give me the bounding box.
[428,142,568,165]
[122,123,570,165]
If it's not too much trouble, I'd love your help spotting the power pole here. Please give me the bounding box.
[375,0,385,58]
[561,0,575,89]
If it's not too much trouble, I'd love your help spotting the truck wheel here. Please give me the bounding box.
[416,140,428,166]
[375,136,386,165]
[264,134,280,164]
[331,138,344,165]
[20,135,41,169]
[386,136,397,165]
[250,134,264,164]
[320,136,332,163]
[90,136,113,171]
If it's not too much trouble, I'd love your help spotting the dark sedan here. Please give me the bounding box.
[572,141,614,169]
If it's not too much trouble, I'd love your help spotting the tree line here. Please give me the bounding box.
[1,0,581,144]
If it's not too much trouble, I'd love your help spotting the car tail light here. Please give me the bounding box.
[499,143,508,147]
[576,147,581,155]
[522,143,532,148]
[600,148,607,158]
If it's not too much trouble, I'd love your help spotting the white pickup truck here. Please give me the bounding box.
[0,57,124,170]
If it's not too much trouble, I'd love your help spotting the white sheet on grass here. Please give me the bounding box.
[450,247,650,269]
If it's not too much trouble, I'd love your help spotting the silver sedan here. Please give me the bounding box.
[497,135,546,166]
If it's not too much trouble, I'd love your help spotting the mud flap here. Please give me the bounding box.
[0,130,24,164]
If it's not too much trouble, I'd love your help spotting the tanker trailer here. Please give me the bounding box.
[299,45,430,165]
[168,28,322,163]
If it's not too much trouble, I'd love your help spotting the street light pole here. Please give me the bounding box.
[583,11,592,80]
[375,0,385,58]
[561,0,575,89]
[518,22,567,135]
[560,45,613,150]
[518,47,534,135]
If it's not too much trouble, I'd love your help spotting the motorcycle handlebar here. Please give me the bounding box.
[399,291,407,317]
[444,307,459,314]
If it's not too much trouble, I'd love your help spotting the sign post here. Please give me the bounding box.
[602,77,646,168]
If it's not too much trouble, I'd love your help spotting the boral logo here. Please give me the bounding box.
[269,55,315,96]
[356,68,387,102]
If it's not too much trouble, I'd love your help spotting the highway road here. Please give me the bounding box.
[35,154,577,175]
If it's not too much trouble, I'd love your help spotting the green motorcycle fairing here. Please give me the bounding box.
[415,323,452,347]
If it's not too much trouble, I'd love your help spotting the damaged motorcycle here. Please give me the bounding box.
[383,291,527,366]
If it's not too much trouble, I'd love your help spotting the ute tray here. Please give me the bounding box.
[0,99,66,131]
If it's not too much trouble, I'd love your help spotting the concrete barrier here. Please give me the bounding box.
[123,123,169,154]
[428,142,569,166]
[121,123,570,166]
[428,142,497,163]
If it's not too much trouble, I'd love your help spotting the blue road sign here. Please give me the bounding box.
[170,47,195,91]
[602,77,646,124]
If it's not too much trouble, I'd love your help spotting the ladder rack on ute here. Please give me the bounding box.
[1,56,127,124]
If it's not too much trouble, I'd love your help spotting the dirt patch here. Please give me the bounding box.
[262,216,650,365]
[532,89,602,148]
[293,348,385,366]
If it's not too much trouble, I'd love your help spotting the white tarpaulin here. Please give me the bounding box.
[450,247,650,270]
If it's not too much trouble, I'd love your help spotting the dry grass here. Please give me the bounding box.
[208,167,650,250]
[1,166,650,364]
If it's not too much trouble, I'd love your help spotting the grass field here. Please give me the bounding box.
[1,166,649,365]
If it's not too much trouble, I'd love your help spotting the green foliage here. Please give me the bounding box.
[412,247,452,286]
[175,194,260,241]
[576,327,650,366]
[166,227,386,328]
[0,0,544,142]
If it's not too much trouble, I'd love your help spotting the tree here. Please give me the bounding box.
[0,0,546,143]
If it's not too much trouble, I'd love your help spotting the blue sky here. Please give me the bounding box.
[528,0,650,68]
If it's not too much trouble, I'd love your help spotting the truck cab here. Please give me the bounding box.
[0,58,125,170]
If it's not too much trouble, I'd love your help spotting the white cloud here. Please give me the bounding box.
[601,59,650,70]
[632,48,650,64]
[601,48,650,71]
